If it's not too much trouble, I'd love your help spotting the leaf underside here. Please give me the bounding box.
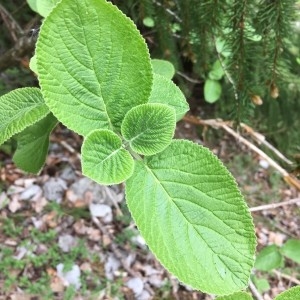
[126,140,256,295]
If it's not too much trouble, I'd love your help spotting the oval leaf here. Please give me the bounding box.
[204,79,222,103]
[0,88,49,145]
[82,129,134,185]
[275,286,300,300]
[36,0,152,136]
[148,74,189,121]
[13,113,58,174]
[151,59,175,79]
[121,104,176,156]
[125,140,256,295]
[254,245,283,271]
[281,239,300,264]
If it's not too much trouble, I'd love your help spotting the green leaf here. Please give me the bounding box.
[121,104,175,156]
[148,74,189,121]
[281,239,300,264]
[217,291,253,300]
[81,129,134,185]
[36,0,152,136]
[254,245,284,271]
[125,140,256,295]
[252,276,270,293]
[204,79,222,103]
[275,286,300,300]
[0,88,49,146]
[29,54,38,74]
[151,59,175,79]
[209,60,224,81]
[143,17,155,28]
[27,0,60,17]
[13,113,58,174]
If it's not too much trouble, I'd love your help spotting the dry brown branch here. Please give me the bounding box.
[250,198,300,212]
[249,280,264,300]
[183,115,300,191]
[273,269,300,285]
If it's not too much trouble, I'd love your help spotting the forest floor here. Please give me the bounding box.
[0,119,299,300]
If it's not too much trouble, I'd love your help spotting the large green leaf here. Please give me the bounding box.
[217,291,253,300]
[275,286,300,300]
[148,74,189,121]
[13,113,58,174]
[125,140,256,295]
[121,104,176,156]
[0,88,49,146]
[81,129,134,185]
[281,239,300,264]
[254,245,283,271]
[36,0,152,136]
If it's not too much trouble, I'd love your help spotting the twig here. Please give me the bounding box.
[176,71,202,84]
[152,1,182,23]
[183,115,300,191]
[250,197,300,212]
[273,269,300,285]
[241,123,293,165]
[249,280,264,300]
[103,186,123,217]
[60,141,81,160]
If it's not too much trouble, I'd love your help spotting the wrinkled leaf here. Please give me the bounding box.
[121,104,176,156]
[126,140,256,295]
[148,74,189,121]
[0,88,49,145]
[82,129,134,185]
[275,286,300,300]
[37,0,152,136]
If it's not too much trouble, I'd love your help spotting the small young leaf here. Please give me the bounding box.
[36,0,152,136]
[204,79,222,103]
[274,286,300,300]
[151,59,175,79]
[148,74,189,121]
[254,245,284,271]
[252,276,270,293]
[27,0,60,17]
[208,60,225,81]
[143,17,155,28]
[217,291,253,300]
[125,140,256,295]
[0,88,49,146]
[13,113,58,174]
[281,239,300,264]
[121,104,176,156]
[81,129,134,185]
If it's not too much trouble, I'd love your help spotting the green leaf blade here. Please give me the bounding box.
[126,140,256,295]
[13,113,58,174]
[204,79,222,103]
[36,0,152,136]
[274,286,300,300]
[0,88,49,146]
[254,245,283,271]
[82,129,134,185]
[121,104,176,156]
[148,74,189,121]
[281,239,300,264]
[151,59,175,79]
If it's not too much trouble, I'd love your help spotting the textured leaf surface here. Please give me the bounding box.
[0,88,49,146]
[151,59,175,79]
[82,129,134,185]
[275,286,300,300]
[13,113,58,174]
[281,239,300,264]
[126,140,256,295]
[36,0,152,136]
[148,74,189,121]
[217,291,253,300]
[121,104,175,156]
[204,79,222,103]
[254,245,283,271]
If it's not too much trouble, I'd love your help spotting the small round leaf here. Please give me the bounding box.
[82,129,134,185]
[121,104,176,156]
